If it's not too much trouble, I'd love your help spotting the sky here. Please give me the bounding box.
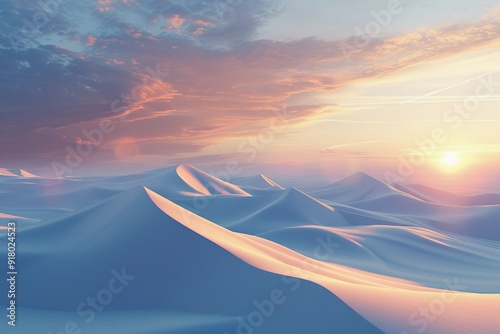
[1,0,499,192]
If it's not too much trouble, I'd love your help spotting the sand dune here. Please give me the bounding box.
[395,183,500,206]
[261,225,500,292]
[171,187,347,234]
[308,172,402,203]
[2,186,379,333]
[0,165,498,333]
[176,164,250,196]
[0,164,249,223]
[305,173,500,241]
[147,188,500,334]
[101,164,249,197]
[0,168,41,178]
[19,169,41,178]
[232,174,284,190]
[0,212,23,219]
[0,168,18,177]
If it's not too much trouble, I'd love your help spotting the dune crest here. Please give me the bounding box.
[176,164,250,196]
[0,168,18,177]
[20,169,41,178]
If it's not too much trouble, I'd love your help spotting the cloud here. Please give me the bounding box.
[322,140,387,152]
[85,35,97,46]
[166,14,186,29]
[350,18,500,77]
[0,46,135,126]
[2,0,500,169]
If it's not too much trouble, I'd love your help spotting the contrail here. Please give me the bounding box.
[400,67,500,105]
[339,97,500,107]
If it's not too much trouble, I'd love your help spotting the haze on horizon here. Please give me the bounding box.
[1,0,499,193]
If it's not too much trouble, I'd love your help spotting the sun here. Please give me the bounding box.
[441,151,459,168]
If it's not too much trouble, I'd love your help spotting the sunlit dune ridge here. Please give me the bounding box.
[146,188,500,334]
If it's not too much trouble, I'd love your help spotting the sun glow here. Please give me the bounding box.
[441,151,460,168]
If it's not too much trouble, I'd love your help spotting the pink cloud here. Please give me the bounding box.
[86,36,97,46]
[193,19,214,27]
[351,18,500,77]
[46,14,500,164]
[192,27,204,35]
[167,14,186,29]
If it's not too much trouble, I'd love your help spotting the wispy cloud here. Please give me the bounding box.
[322,140,387,152]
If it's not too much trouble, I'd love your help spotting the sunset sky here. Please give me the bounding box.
[1,0,499,191]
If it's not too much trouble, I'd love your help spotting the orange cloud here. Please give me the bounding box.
[192,27,205,35]
[167,14,186,29]
[86,36,97,46]
[357,18,500,78]
[193,19,214,27]
[43,13,500,165]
